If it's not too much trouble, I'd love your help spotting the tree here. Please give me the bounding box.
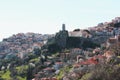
[33,48,41,55]
[48,43,61,53]
[26,65,34,80]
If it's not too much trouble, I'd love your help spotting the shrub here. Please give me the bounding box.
[87,64,120,80]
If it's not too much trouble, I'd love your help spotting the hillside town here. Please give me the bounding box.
[0,33,54,59]
[0,17,120,80]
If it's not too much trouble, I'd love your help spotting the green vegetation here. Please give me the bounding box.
[16,65,28,72]
[66,37,100,49]
[29,58,39,63]
[0,66,27,80]
[16,76,26,80]
[80,73,92,80]
[56,65,73,80]
[0,52,40,80]
[1,70,11,80]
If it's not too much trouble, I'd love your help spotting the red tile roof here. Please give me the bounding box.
[55,62,63,64]
[43,67,53,71]
[73,63,80,68]
[93,54,105,59]
[79,58,98,65]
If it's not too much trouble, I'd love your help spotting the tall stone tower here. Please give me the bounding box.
[55,24,68,49]
[62,24,66,31]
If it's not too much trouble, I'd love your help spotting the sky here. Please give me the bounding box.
[0,0,120,41]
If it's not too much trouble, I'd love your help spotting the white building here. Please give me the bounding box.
[69,31,82,37]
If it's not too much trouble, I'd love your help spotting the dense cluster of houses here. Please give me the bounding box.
[89,17,120,36]
[0,33,53,59]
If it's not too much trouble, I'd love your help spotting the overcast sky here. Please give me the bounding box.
[0,0,120,41]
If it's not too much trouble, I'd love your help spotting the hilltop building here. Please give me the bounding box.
[55,24,69,49]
